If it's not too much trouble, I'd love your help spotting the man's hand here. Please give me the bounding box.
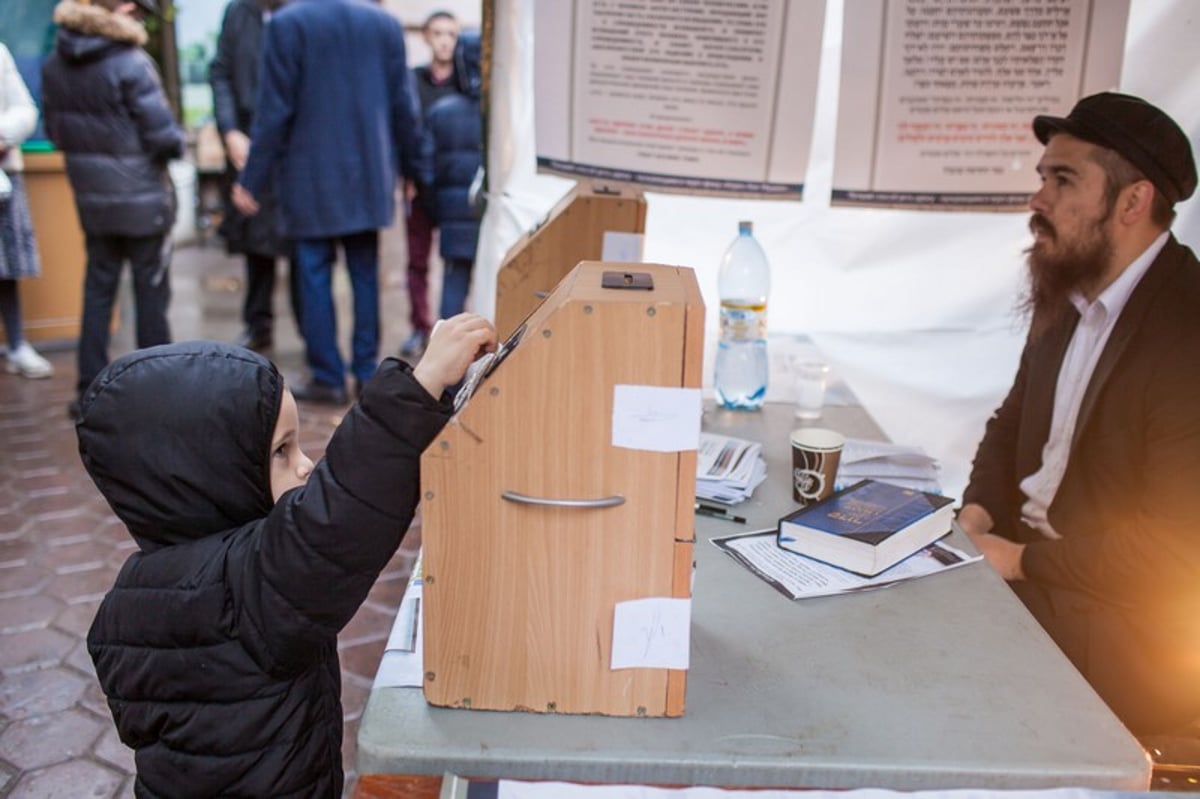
[413,314,497,399]
[958,503,1024,581]
[967,531,1026,581]
[224,130,251,172]
[956,502,994,537]
[231,183,259,216]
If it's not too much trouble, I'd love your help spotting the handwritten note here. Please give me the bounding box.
[611,385,702,452]
[611,597,691,670]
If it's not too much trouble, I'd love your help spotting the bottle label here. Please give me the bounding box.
[720,300,767,342]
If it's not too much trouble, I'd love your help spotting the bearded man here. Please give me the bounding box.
[958,92,1199,736]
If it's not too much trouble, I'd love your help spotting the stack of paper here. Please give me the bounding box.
[372,556,424,689]
[696,433,767,504]
[838,438,940,493]
[712,526,981,601]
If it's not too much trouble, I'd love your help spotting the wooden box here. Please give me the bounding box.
[421,261,704,717]
[494,182,646,339]
[12,152,87,344]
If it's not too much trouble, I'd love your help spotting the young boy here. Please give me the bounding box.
[79,314,495,797]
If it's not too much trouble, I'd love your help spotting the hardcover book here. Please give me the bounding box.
[777,479,954,576]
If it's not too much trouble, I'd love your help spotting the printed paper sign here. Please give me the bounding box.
[832,0,1130,209]
[534,0,824,199]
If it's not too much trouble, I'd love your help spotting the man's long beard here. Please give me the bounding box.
[1022,211,1114,339]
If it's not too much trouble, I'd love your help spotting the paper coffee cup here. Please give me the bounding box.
[789,428,844,505]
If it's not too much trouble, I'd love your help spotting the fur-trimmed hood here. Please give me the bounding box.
[52,0,148,57]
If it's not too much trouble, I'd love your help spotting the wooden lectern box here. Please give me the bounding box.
[421,261,704,717]
[494,182,647,339]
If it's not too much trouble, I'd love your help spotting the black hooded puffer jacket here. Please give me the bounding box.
[40,0,184,236]
[79,342,451,797]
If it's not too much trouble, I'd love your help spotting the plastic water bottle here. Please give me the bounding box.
[714,221,770,410]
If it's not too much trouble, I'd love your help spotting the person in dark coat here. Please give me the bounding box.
[960,93,1200,734]
[40,0,184,418]
[209,0,299,352]
[81,314,496,797]
[399,9,459,359]
[234,0,423,405]
[421,31,482,320]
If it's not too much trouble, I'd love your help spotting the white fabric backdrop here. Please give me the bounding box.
[473,0,1200,501]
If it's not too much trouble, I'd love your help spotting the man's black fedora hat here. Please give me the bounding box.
[1033,92,1196,205]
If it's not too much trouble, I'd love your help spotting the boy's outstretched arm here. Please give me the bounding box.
[233,316,495,674]
[413,313,498,399]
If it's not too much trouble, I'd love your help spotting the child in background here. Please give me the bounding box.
[79,314,495,797]
[421,31,483,321]
[400,9,461,359]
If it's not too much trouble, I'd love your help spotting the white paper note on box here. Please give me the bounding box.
[611,385,702,452]
[601,231,645,262]
[611,597,691,670]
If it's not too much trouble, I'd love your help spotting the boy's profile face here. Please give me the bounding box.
[271,389,314,502]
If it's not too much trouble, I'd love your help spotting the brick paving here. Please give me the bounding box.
[0,222,431,797]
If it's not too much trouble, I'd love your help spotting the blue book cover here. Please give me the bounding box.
[781,479,953,546]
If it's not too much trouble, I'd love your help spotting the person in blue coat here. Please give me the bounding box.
[421,31,482,320]
[234,0,422,404]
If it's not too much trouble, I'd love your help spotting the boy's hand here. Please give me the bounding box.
[413,314,497,399]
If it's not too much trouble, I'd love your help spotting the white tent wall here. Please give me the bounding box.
[473,0,1200,501]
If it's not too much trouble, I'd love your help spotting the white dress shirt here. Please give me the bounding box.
[1019,231,1169,538]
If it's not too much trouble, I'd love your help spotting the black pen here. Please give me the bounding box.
[694,502,746,524]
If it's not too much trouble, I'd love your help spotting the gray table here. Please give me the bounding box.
[357,402,1151,791]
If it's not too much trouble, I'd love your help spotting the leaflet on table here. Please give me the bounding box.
[711,527,981,600]
[837,437,941,494]
[372,558,424,689]
[696,432,767,504]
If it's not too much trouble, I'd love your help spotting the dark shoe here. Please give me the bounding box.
[236,329,273,352]
[399,330,428,358]
[290,379,348,405]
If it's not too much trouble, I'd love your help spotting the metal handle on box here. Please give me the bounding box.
[501,490,625,509]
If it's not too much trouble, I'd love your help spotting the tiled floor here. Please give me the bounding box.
[0,220,434,797]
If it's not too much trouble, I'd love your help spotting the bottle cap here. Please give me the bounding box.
[738,220,753,234]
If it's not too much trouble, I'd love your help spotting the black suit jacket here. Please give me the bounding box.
[965,234,1200,734]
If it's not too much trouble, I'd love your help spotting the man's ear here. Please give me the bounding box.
[1118,179,1155,225]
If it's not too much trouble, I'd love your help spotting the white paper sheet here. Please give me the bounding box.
[712,529,981,601]
[611,385,702,453]
[610,597,691,670]
[601,231,645,263]
[500,781,1105,799]
[838,438,942,493]
[372,575,424,688]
